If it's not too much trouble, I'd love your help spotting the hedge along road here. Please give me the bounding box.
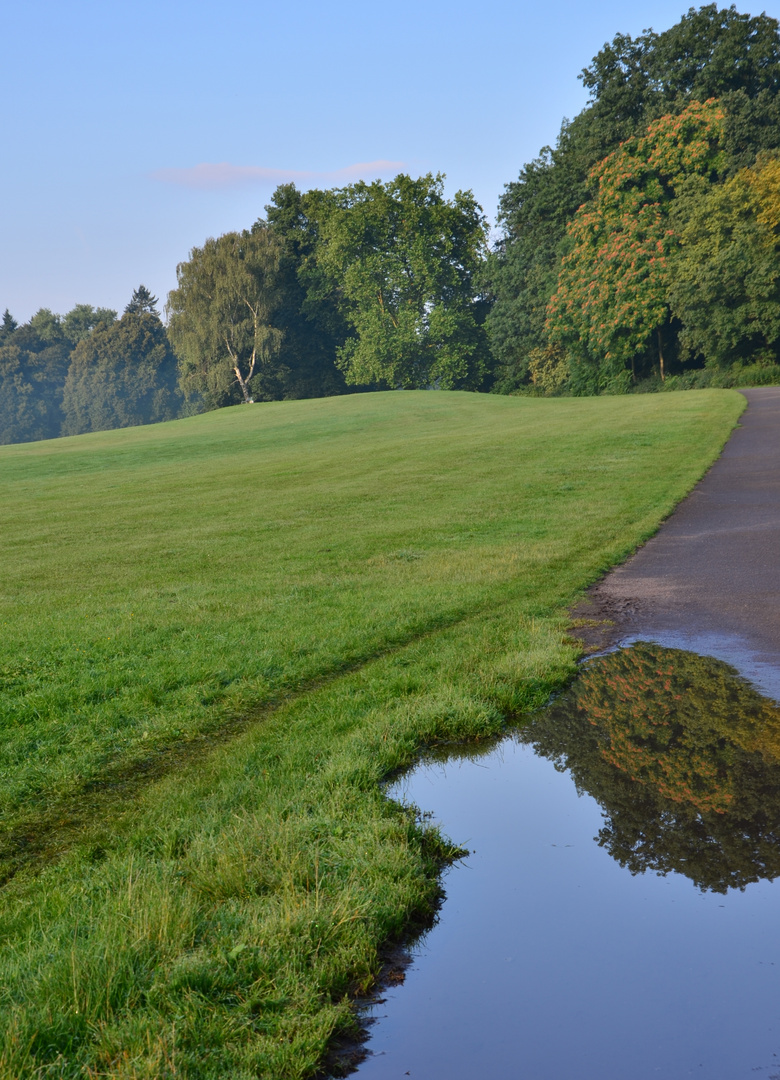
[577,386,780,697]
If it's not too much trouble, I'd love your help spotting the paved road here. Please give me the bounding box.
[579,386,780,698]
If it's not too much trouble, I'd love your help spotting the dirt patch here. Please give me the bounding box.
[568,586,649,653]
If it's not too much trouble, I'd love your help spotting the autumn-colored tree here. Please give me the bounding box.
[488,5,780,393]
[546,99,726,390]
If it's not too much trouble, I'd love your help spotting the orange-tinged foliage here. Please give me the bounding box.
[525,643,780,892]
[576,645,780,814]
[546,100,726,376]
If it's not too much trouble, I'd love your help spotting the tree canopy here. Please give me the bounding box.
[0,296,181,445]
[125,285,159,316]
[488,4,780,393]
[61,308,181,435]
[166,229,286,408]
[306,174,491,390]
[546,99,727,392]
[669,152,780,369]
[0,329,71,443]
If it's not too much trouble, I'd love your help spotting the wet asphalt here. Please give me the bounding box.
[580,386,780,695]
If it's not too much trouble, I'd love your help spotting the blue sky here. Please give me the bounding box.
[3,0,779,322]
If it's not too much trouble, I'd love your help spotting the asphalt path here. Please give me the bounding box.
[577,386,780,699]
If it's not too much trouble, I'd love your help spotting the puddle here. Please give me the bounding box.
[615,630,780,704]
[348,644,780,1079]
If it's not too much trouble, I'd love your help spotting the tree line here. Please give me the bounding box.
[4,4,780,445]
[0,288,180,444]
[489,3,780,394]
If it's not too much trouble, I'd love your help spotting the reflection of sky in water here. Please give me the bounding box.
[352,646,780,1080]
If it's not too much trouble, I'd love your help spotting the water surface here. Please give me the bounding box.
[351,644,780,1079]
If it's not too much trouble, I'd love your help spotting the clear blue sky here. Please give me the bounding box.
[3,0,779,322]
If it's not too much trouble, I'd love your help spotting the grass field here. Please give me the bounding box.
[0,389,743,1078]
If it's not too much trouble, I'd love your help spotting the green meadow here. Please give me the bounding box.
[0,389,743,1078]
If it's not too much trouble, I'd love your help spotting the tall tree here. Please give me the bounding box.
[488,5,780,392]
[485,139,588,390]
[310,173,490,390]
[669,153,780,369]
[28,308,65,344]
[576,4,780,162]
[61,308,181,435]
[62,304,117,344]
[166,228,285,408]
[545,99,727,392]
[0,318,71,444]
[0,309,17,341]
[262,183,350,399]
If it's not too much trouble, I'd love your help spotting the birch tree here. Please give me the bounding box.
[167,227,284,408]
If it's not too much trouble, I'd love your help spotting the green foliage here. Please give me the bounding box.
[125,284,159,315]
[0,301,181,445]
[657,360,780,391]
[28,307,65,343]
[669,153,780,368]
[547,99,727,388]
[0,309,18,340]
[310,174,491,390]
[489,5,780,394]
[579,5,780,140]
[486,142,587,390]
[262,183,351,400]
[61,310,181,435]
[0,389,742,1075]
[61,302,118,344]
[167,228,286,408]
[527,344,570,395]
[0,321,71,444]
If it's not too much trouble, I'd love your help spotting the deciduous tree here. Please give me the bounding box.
[61,308,181,435]
[262,183,350,399]
[488,5,780,393]
[669,153,780,368]
[546,99,726,390]
[62,304,117,344]
[166,228,284,408]
[0,320,71,443]
[311,174,491,390]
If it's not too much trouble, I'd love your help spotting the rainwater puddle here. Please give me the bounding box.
[351,643,780,1079]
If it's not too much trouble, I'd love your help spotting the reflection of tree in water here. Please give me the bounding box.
[522,644,780,892]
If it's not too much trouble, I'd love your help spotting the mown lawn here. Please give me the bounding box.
[0,389,743,1078]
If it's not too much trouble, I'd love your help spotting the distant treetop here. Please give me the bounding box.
[1,309,17,339]
[62,304,118,344]
[125,285,159,316]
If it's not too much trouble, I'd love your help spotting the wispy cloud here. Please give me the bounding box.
[150,160,407,191]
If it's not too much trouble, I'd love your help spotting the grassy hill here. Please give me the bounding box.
[0,390,743,1078]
